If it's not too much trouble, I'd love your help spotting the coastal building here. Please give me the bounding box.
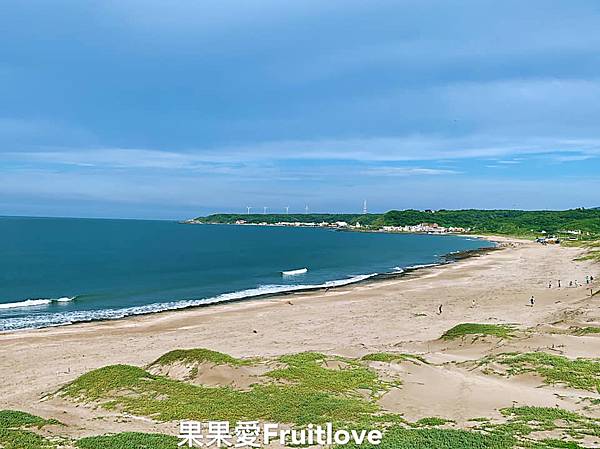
[381,223,469,234]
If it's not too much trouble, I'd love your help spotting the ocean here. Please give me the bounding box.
[0,217,493,331]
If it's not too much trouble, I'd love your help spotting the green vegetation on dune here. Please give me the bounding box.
[345,426,515,449]
[0,428,57,449]
[413,417,455,427]
[0,410,59,429]
[77,432,179,449]
[441,323,515,340]
[361,352,427,364]
[571,326,600,335]
[150,348,250,367]
[61,352,397,425]
[497,406,600,440]
[8,348,600,449]
[195,208,600,237]
[61,364,151,401]
[484,352,600,392]
[267,352,395,394]
[0,410,60,449]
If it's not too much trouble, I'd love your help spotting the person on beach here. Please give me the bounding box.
[569,281,573,287]
[438,304,443,314]
[548,281,552,288]
[558,280,561,288]
[471,299,476,308]
[530,295,535,306]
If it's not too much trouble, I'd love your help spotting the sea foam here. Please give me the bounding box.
[0,276,376,331]
[0,296,75,310]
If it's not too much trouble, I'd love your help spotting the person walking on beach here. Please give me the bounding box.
[530,295,535,307]
[437,304,443,315]
[558,280,561,288]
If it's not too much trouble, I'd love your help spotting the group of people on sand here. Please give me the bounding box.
[436,274,596,314]
[530,274,597,307]
[547,275,594,289]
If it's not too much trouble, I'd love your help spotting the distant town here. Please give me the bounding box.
[184,217,470,234]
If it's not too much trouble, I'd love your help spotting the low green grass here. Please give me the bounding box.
[442,323,515,340]
[57,349,600,449]
[576,251,600,262]
[345,406,599,449]
[492,352,600,392]
[0,410,60,449]
[496,406,600,439]
[345,426,515,449]
[571,326,600,335]
[539,439,586,449]
[0,428,57,449]
[267,352,395,394]
[413,417,455,427]
[61,352,395,425]
[150,348,250,367]
[77,432,178,449]
[0,410,59,429]
[361,352,427,364]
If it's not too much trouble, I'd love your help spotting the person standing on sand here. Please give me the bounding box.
[548,281,552,288]
[530,295,535,306]
[558,280,561,288]
[438,304,443,314]
[471,299,476,308]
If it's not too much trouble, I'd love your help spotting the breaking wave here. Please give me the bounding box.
[0,296,76,310]
[0,275,376,332]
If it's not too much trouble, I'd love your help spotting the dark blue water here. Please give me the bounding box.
[0,217,493,331]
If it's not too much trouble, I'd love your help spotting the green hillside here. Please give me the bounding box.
[380,209,600,236]
[193,208,600,237]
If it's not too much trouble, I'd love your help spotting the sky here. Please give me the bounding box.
[1,0,599,219]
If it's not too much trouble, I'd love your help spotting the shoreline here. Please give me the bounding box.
[0,235,502,335]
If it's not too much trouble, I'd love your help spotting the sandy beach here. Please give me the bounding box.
[1,236,599,443]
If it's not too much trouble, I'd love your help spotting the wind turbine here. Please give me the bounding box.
[305,204,309,214]
[246,206,252,215]
[263,206,268,214]
[285,206,290,214]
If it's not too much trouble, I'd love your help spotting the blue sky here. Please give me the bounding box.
[1,0,599,219]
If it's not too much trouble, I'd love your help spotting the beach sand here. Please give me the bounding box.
[1,236,599,441]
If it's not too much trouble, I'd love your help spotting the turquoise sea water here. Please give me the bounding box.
[0,217,493,331]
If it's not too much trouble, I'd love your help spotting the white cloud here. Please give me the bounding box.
[363,167,460,176]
